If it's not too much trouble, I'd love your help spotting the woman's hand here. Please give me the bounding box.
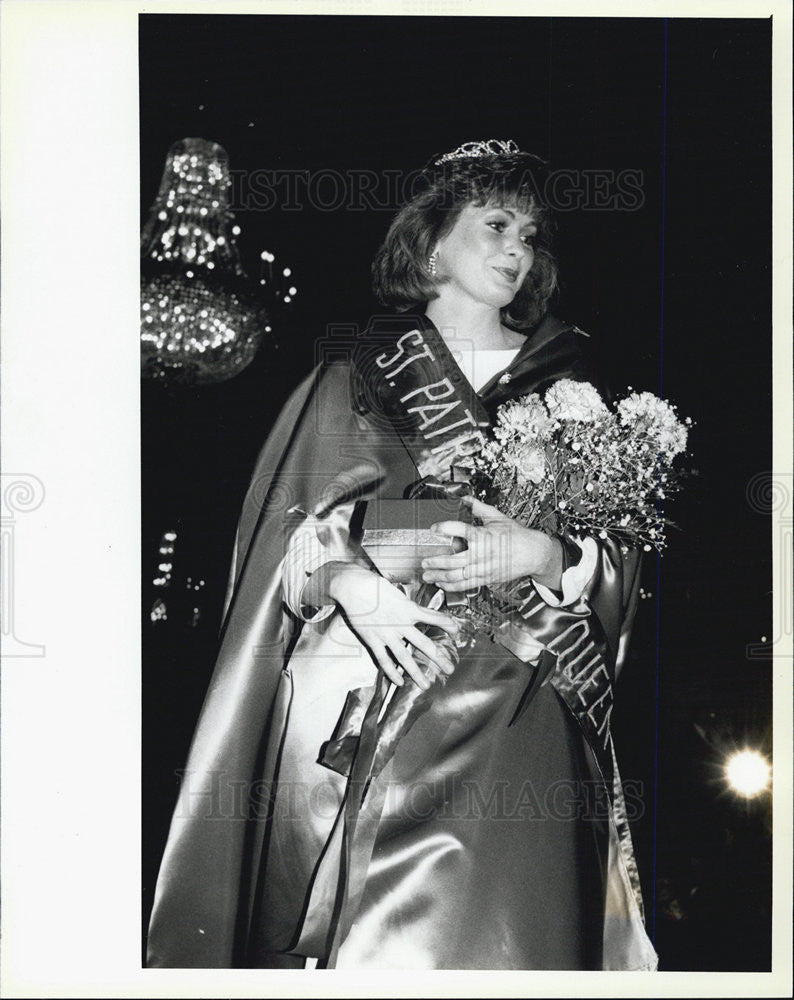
[327,564,459,691]
[421,497,563,593]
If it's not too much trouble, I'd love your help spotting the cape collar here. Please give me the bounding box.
[410,312,578,403]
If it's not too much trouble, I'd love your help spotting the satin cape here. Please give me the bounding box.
[146,314,658,970]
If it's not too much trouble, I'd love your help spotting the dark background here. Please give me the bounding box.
[140,15,773,970]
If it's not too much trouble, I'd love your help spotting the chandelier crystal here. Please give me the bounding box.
[140,138,270,384]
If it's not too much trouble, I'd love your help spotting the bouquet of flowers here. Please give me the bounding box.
[472,379,692,555]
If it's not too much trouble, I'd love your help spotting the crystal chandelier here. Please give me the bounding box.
[140,138,270,384]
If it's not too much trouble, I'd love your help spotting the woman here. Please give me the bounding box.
[147,139,658,971]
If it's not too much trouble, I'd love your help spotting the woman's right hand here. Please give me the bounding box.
[327,564,459,690]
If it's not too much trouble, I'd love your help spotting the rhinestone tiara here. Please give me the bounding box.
[434,139,522,165]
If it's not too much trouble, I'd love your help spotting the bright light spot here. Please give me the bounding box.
[725,749,770,797]
[282,267,291,277]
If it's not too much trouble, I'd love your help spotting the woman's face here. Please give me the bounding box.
[434,201,537,310]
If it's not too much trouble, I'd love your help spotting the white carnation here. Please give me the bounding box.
[511,443,547,485]
[544,379,608,423]
[497,394,552,438]
[617,391,688,458]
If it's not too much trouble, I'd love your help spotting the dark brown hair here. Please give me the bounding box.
[372,152,557,330]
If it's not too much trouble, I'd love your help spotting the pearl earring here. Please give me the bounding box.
[427,250,438,276]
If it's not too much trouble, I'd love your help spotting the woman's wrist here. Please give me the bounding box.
[526,534,563,592]
[301,560,361,609]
